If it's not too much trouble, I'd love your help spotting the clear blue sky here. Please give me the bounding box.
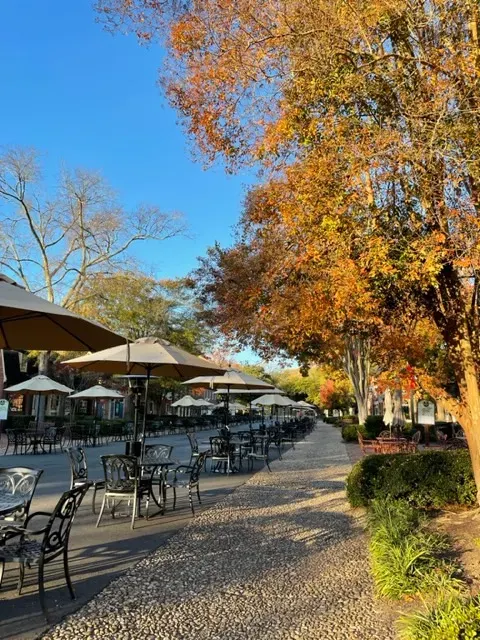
[0,1,253,279]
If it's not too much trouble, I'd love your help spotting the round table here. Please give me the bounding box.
[0,494,24,517]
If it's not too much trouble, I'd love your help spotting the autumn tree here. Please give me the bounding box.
[99,1,480,498]
[78,272,214,353]
[0,147,184,307]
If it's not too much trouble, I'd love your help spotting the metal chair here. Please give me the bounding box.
[0,483,90,622]
[209,436,234,474]
[65,447,105,514]
[0,467,43,531]
[247,437,272,472]
[163,452,208,516]
[187,432,200,466]
[4,430,28,455]
[96,455,149,530]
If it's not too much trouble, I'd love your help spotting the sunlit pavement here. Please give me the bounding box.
[0,422,274,640]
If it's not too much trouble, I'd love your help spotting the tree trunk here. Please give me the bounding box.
[344,335,371,425]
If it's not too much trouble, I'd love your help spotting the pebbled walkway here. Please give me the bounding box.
[42,423,395,640]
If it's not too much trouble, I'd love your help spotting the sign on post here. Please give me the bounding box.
[0,399,9,421]
[417,400,435,425]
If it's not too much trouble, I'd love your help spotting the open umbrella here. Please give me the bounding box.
[183,370,274,427]
[69,385,124,438]
[171,395,199,417]
[252,394,295,424]
[0,274,123,351]
[4,375,74,436]
[214,387,284,426]
[383,388,394,435]
[63,337,224,446]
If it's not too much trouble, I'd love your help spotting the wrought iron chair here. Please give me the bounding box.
[96,454,150,530]
[163,452,208,516]
[209,436,234,474]
[4,430,28,455]
[0,467,43,535]
[65,447,105,514]
[247,436,272,472]
[187,432,200,466]
[0,483,90,622]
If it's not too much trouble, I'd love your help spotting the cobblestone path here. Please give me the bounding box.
[42,422,395,640]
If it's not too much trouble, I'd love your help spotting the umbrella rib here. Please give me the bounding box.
[46,314,94,350]
[0,322,10,349]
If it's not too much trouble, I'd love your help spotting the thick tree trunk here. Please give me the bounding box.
[344,335,371,425]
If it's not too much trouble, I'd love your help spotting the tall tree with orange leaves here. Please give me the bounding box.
[99,0,480,498]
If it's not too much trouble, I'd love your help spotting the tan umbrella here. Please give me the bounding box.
[183,369,274,426]
[171,395,199,408]
[383,388,394,435]
[69,385,124,435]
[0,274,123,351]
[392,388,405,435]
[63,337,224,442]
[4,375,74,430]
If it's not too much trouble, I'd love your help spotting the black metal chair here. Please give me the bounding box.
[187,432,200,466]
[163,452,208,516]
[0,483,90,622]
[96,455,150,530]
[247,437,272,472]
[4,430,28,455]
[209,436,234,474]
[0,467,43,531]
[65,447,105,514]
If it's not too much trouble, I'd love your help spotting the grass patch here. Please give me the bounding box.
[398,596,480,639]
[368,500,463,599]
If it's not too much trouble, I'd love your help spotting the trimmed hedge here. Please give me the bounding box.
[342,423,366,442]
[346,450,476,509]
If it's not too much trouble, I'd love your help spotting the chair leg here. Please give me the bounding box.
[38,558,50,623]
[196,484,201,504]
[266,458,271,472]
[63,547,75,600]
[91,485,98,514]
[173,487,177,511]
[96,495,107,527]
[17,561,25,595]
[188,487,195,516]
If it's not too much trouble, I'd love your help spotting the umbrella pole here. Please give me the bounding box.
[141,368,151,454]
[249,399,252,429]
[225,384,230,429]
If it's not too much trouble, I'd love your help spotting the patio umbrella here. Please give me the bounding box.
[62,337,224,443]
[183,370,274,427]
[0,274,123,351]
[171,395,199,417]
[214,387,284,426]
[383,388,394,435]
[392,388,405,435]
[4,375,74,428]
[69,385,124,431]
[252,394,295,423]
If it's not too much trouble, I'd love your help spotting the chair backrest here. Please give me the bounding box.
[101,455,137,493]
[0,467,43,520]
[143,444,173,464]
[378,430,391,439]
[412,430,422,444]
[41,484,90,560]
[190,451,208,484]
[187,432,199,454]
[66,447,88,485]
[253,436,270,455]
[210,436,231,457]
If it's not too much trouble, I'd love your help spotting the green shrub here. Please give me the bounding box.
[364,414,386,437]
[342,423,366,442]
[398,596,480,639]
[346,450,476,509]
[368,500,463,599]
[324,416,340,425]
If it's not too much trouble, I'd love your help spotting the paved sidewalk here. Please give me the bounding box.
[42,423,395,640]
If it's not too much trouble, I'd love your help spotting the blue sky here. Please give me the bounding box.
[0,1,253,279]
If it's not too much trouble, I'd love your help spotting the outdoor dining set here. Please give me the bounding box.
[0,415,314,620]
[357,425,467,455]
